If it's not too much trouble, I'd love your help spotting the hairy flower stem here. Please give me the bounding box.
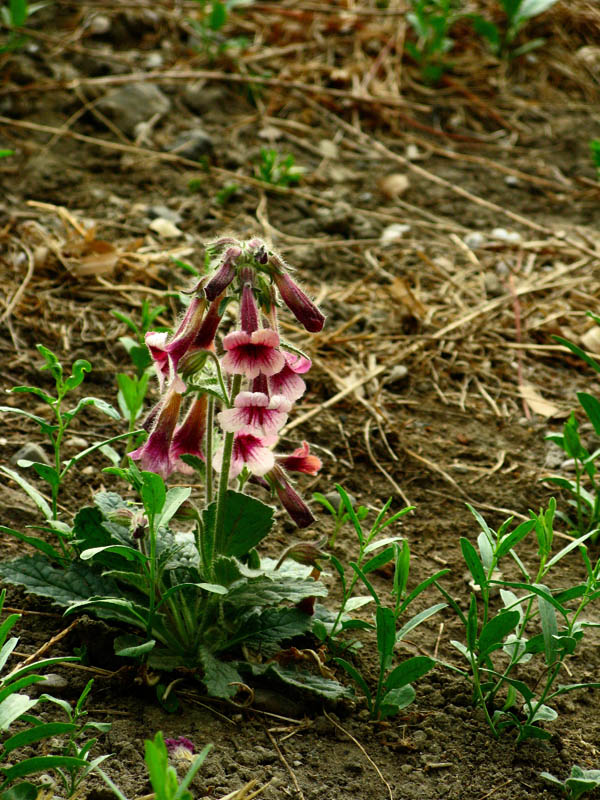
[213,374,243,566]
[205,396,215,505]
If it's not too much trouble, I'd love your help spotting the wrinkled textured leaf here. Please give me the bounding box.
[0,555,119,608]
[244,661,353,700]
[215,491,274,557]
[235,607,312,651]
[225,574,326,607]
[198,648,241,699]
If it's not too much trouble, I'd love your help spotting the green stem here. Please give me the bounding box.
[213,374,242,561]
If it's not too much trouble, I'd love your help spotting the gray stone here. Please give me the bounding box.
[168,128,214,161]
[322,490,356,512]
[11,443,49,465]
[31,673,68,694]
[96,83,171,136]
[183,82,225,115]
[148,204,182,224]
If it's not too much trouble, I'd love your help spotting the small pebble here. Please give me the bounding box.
[491,227,522,244]
[148,204,182,224]
[31,673,69,694]
[384,364,409,385]
[463,232,485,249]
[322,490,356,512]
[405,143,420,160]
[504,175,519,187]
[12,443,49,465]
[149,218,183,238]
[65,436,88,449]
[380,223,411,244]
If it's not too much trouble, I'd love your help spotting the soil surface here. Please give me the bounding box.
[2,2,600,799]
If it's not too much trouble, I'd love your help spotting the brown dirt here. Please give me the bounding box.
[2,2,600,799]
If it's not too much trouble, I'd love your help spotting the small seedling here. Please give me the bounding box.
[470,0,559,58]
[437,501,600,742]
[0,150,15,159]
[0,0,48,53]
[0,588,84,799]
[38,679,112,798]
[406,0,459,83]
[313,491,368,546]
[541,765,600,800]
[0,345,125,559]
[187,0,248,60]
[98,731,212,800]
[256,148,305,187]
[545,312,600,538]
[318,487,443,719]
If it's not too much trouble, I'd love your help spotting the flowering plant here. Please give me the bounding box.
[0,237,350,700]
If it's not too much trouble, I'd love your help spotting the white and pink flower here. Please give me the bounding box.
[268,351,312,403]
[213,431,276,479]
[221,329,285,379]
[217,392,291,437]
[276,441,321,475]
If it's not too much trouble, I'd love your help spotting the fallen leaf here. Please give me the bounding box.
[519,382,560,418]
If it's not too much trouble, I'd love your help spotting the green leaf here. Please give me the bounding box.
[396,603,447,642]
[535,584,558,665]
[80,544,146,565]
[517,0,558,20]
[9,0,28,27]
[577,392,600,437]
[17,461,60,493]
[393,539,410,601]
[114,638,156,658]
[0,555,119,608]
[208,0,227,30]
[345,596,374,612]
[156,486,192,530]
[234,607,312,649]
[496,519,536,558]
[478,610,520,658]
[63,396,120,424]
[362,546,396,574]
[198,648,241,699]
[2,722,77,755]
[545,530,596,569]
[214,490,274,557]
[0,526,62,562]
[1,755,94,783]
[349,562,379,604]
[65,597,148,629]
[36,344,63,384]
[0,695,38,732]
[225,574,326,607]
[379,685,416,718]
[334,658,371,707]
[246,662,353,700]
[376,606,396,672]
[493,581,567,619]
[141,471,166,517]
[0,782,39,800]
[63,359,92,392]
[62,430,139,472]
[399,569,450,614]
[385,656,435,691]
[9,386,55,404]
[461,538,487,589]
[0,466,52,520]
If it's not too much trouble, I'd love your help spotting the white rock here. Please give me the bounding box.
[580,326,600,354]
[378,173,410,198]
[380,223,411,244]
[149,218,183,238]
[405,143,420,161]
[464,232,486,249]
[491,227,522,244]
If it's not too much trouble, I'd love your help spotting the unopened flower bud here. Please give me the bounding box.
[276,538,327,570]
[179,350,210,379]
[205,246,241,301]
[272,270,325,333]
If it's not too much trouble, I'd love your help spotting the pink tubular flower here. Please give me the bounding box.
[277,441,321,475]
[213,432,275,479]
[267,465,315,529]
[221,329,285,379]
[170,394,208,470]
[268,351,312,403]
[240,282,259,334]
[272,270,325,333]
[128,377,185,479]
[217,392,291,438]
[145,297,206,389]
